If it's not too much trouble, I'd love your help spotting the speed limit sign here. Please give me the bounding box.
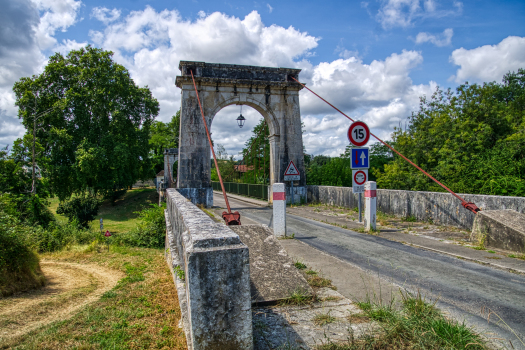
[348,121,370,147]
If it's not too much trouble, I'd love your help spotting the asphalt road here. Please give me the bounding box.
[213,193,525,348]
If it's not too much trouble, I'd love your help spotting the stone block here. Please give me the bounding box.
[471,209,525,253]
[230,225,311,304]
[177,187,213,208]
[165,189,252,350]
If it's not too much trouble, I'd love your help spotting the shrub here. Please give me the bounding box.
[57,196,102,228]
[24,220,97,252]
[118,204,166,248]
[0,204,45,296]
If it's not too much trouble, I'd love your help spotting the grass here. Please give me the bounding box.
[508,253,525,260]
[318,289,488,350]
[49,188,159,235]
[401,215,417,222]
[294,261,307,270]
[1,245,187,349]
[295,265,337,290]
[279,288,317,306]
[313,312,336,326]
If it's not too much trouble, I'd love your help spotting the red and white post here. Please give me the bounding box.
[273,183,286,237]
[364,181,377,231]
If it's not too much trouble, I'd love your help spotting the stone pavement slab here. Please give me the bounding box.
[253,288,372,350]
[230,225,311,304]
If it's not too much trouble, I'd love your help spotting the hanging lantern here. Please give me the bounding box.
[236,105,246,128]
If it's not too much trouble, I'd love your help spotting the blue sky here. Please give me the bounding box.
[1,0,524,158]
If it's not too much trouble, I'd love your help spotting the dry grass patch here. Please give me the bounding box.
[0,246,186,349]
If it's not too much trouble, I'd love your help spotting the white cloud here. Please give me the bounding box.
[296,50,434,155]
[377,0,462,29]
[91,7,121,24]
[450,36,525,83]
[414,28,453,47]
[0,5,436,157]
[267,4,273,13]
[31,0,82,49]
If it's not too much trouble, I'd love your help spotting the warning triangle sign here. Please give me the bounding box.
[284,161,299,176]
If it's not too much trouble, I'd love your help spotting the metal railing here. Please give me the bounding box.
[212,182,269,201]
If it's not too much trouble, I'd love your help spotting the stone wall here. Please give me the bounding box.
[307,185,525,230]
[164,188,252,350]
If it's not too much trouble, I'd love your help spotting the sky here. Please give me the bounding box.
[0,0,524,159]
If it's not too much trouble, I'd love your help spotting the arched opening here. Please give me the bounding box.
[210,103,272,187]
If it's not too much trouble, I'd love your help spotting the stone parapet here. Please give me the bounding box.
[307,185,525,230]
[165,188,252,349]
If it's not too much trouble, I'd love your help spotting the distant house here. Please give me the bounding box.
[234,165,254,173]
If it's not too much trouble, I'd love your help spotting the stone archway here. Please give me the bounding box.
[175,61,306,207]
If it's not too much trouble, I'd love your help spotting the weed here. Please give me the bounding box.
[174,265,185,280]
[308,275,333,288]
[400,215,416,222]
[280,288,315,306]
[294,261,307,270]
[305,270,317,275]
[487,250,496,253]
[334,289,489,350]
[313,312,336,326]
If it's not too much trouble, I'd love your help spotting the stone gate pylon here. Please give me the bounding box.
[175,61,306,207]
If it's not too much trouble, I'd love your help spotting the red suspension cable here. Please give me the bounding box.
[190,71,241,225]
[290,76,480,214]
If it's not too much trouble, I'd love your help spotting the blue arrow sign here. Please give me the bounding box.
[351,147,369,169]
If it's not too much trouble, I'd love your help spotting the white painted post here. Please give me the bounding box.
[364,181,377,231]
[273,183,286,237]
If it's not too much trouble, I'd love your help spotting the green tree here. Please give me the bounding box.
[376,69,525,196]
[13,46,159,200]
[238,118,270,184]
[149,111,180,174]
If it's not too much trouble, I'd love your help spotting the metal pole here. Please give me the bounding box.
[291,181,294,206]
[359,193,362,222]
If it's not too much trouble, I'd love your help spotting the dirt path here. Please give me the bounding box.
[0,260,124,342]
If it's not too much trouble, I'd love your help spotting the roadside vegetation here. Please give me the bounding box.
[318,290,489,350]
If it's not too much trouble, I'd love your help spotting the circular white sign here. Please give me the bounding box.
[354,170,367,185]
[348,121,370,147]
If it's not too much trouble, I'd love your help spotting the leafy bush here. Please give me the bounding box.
[24,220,97,252]
[57,196,102,228]
[118,204,166,248]
[0,200,45,296]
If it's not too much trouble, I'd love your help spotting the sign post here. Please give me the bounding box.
[104,230,111,251]
[99,218,103,234]
[272,183,286,237]
[364,181,377,231]
[352,170,368,222]
[348,121,371,222]
[284,160,300,205]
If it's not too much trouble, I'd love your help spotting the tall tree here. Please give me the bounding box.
[149,111,180,173]
[13,46,159,200]
[376,69,525,196]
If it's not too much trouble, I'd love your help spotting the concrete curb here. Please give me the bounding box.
[401,242,525,275]
[213,190,269,207]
